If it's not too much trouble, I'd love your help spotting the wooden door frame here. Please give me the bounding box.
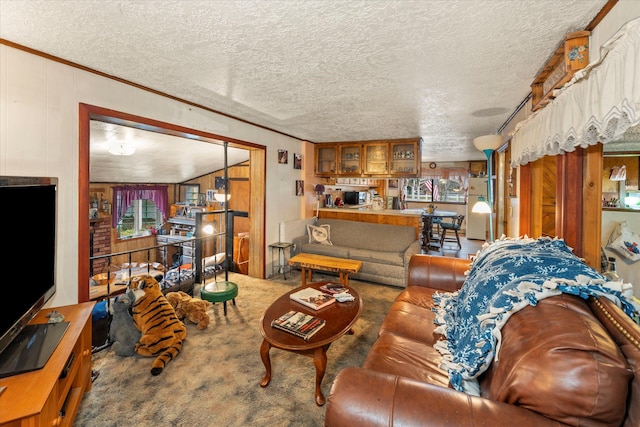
[517,146,601,267]
[78,103,266,302]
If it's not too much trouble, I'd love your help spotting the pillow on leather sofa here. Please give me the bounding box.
[479,293,631,426]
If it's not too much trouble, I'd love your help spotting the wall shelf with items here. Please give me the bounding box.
[531,31,590,111]
[178,184,200,206]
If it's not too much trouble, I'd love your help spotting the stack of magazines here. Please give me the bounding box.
[271,310,326,340]
[319,283,348,295]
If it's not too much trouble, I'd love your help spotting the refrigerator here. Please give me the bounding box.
[466,177,488,240]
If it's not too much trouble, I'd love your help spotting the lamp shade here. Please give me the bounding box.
[314,184,325,194]
[214,193,231,202]
[473,135,503,152]
[472,196,491,213]
[610,166,627,181]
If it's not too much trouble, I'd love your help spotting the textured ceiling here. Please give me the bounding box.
[0,0,611,179]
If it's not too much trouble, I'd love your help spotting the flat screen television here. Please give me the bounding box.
[0,176,67,378]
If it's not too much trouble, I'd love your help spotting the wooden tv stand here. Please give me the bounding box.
[0,302,94,427]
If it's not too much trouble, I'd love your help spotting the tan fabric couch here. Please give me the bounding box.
[291,218,421,287]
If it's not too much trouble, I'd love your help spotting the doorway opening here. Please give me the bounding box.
[78,103,266,302]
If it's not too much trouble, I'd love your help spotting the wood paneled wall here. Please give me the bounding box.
[518,146,601,268]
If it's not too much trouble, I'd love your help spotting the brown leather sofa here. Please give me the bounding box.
[325,254,640,426]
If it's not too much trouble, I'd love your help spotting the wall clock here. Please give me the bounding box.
[429,162,437,169]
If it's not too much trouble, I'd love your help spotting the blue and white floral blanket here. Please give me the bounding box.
[432,236,637,396]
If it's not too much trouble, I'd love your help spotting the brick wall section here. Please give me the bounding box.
[90,218,111,275]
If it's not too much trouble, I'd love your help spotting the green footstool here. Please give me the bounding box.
[200,281,238,316]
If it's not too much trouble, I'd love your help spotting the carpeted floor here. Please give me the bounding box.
[75,271,402,427]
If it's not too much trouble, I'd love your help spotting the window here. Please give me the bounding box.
[112,185,169,238]
[404,167,468,203]
[405,178,439,202]
[117,199,163,239]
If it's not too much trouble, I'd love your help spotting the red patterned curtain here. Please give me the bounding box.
[112,185,169,228]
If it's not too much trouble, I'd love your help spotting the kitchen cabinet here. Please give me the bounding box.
[389,140,419,175]
[363,141,389,175]
[338,143,363,175]
[314,144,337,177]
[314,138,421,178]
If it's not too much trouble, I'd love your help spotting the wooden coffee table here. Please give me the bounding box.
[288,253,362,287]
[259,281,363,406]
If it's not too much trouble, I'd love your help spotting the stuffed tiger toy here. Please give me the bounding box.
[129,275,187,375]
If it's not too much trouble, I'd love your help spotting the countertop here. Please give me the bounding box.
[319,207,424,216]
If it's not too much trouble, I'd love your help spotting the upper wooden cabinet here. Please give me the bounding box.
[363,141,389,175]
[338,143,363,175]
[315,144,337,176]
[389,139,420,175]
[315,138,421,178]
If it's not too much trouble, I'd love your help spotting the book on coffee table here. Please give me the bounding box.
[271,310,326,341]
[319,283,348,295]
[290,287,335,310]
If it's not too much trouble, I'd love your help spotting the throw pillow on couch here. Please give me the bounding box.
[307,224,333,245]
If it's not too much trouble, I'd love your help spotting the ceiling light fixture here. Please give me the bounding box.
[213,193,231,202]
[107,140,136,156]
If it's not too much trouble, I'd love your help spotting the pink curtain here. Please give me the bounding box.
[112,185,169,228]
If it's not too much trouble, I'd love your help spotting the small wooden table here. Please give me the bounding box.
[421,210,458,250]
[259,282,363,406]
[288,253,362,287]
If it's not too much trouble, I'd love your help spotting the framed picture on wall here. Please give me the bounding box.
[206,189,215,202]
[296,180,304,196]
[293,153,302,169]
[278,149,288,164]
[215,176,227,190]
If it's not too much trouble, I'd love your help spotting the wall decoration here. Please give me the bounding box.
[296,180,304,196]
[278,149,288,164]
[206,189,215,202]
[293,153,302,169]
[214,176,227,190]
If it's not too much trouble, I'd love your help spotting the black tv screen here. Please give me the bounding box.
[0,177,58,362]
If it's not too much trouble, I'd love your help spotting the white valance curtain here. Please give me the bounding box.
[511,17,640,167]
